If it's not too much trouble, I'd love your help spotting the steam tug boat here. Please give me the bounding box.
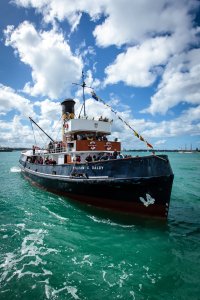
[19,88,174,219]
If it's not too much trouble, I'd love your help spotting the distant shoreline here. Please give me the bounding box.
[123,149,200,153]
[0,147,199,153]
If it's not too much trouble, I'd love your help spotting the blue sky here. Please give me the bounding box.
[0,0,200,150]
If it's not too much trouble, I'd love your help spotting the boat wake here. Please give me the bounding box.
[10,166,21,173]
[88,215,135,228]
[42,206,69,222]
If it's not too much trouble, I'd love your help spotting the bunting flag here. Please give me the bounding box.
[139,136,144,142]
[146,142,153,149]
[134,131,139,138]
[91,91,154,149]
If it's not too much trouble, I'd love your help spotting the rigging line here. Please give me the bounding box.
[91,90,154,149]
[154,154,167,162]
[29,117,54,142]
[78,103,84,118]
[30,119,37,145]
[51,115,62,135]
[33,123,46,147]
[44,115,63,145]
[55,117,63,141]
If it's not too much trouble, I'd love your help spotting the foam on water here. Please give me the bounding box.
[72,255,93,267]
[45,283,80,299]
[0,225,59,290]
[10,166,21,172]
[88,215,135,228]
[42,206,69,222]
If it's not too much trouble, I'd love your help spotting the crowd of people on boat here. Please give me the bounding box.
[84,151,124,162]
[48,141,64,153]
[27,156,56,165]
[73,150,130,163]
[67,133,110,142]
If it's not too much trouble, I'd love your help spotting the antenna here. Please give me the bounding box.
[72,70,92,118]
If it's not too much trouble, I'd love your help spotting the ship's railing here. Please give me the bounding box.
[48,146,67,153]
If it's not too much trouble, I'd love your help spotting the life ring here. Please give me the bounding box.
[88,141,96,150]
[105,142,112,151]
[65,123,69,129]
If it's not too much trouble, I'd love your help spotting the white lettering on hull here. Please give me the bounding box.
[139,194,155,207]
[92,166,103,170]
[75,166,104,170]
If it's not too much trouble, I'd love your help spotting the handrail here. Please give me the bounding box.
[48,146,67,153]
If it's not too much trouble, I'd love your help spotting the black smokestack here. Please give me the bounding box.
[61,99,75,119]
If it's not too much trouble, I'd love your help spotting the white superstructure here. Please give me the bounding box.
[64,118,111,135]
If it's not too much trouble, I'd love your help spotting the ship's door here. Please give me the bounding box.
[64,155,71,163]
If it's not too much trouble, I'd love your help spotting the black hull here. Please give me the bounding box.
[19,155,174,219]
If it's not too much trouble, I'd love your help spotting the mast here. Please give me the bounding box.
[29,117,55,142]
[72,70,89,118]
[82,71,86,117]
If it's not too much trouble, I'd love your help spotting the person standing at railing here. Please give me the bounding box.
[32,145,35,155]
[56,142,61,152]
[48,141,53,153]
[113,149,118,159]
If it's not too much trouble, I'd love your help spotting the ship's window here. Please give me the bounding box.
[67,143,74,149]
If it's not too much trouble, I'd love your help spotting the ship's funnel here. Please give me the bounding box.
[61,99,75,119]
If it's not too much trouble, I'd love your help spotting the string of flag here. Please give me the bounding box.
[91,90,153,149]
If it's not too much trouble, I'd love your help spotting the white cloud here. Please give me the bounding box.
[104,36,176,87]
[14,0,198,46]
[34,99,62,143]
[11,1,200,115]
[0,116,33,147]
[0,84,64,147]
[95,0,199,115]
[0,84,34,117]
[4,21,82,99]
[142,105,200,139]
[34,99,60,120]
[142,49,200,114]
[93,0,198,47]
[13,0,106,31]
[155,139,167,146]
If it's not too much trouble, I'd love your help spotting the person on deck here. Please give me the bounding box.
[76,156,81,163]
[48,141,53,152]
[117,152,124,159]
[85,154,92,163]
[113,149,118,159]
[102,135,108,141]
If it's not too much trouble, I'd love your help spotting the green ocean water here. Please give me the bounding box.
[0,151,200,300]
